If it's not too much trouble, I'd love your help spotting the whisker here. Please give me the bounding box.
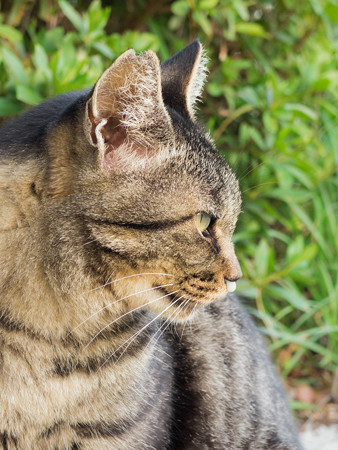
[180,299,196,340]
[172,298,189,337]
[100,270,115,293]
[238,161,265,181]
[154,295,189,344]
[188,303,198,334]
[241,181,275,194]
[71,283,174,333]
[114,298,183,364]
[99,298,182,370]
[179,302,191,340]
[90,272,175,292]
[85,289,180,348]
[83,238,100,246]
[146,296,187,351]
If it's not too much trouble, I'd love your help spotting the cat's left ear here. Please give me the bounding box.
[161,40,208,120]
[86,49,173,172]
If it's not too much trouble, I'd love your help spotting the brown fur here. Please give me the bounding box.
[0,41,302,449]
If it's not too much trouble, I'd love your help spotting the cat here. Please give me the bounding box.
[0,40,303,449]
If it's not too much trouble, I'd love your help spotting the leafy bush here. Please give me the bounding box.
[1,0,337,386]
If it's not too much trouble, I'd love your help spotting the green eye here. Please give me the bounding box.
[195,212,211,233]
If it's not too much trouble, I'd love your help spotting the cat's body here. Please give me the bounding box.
[0,41,302,449]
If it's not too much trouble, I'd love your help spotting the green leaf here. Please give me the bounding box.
[313,78,330,91]
[198,0,219,10]
[234,1,249,21]
[263,113,278,134]
[238,86,261,106]
[1,47,28,85]
[286,235,305,263]
[0,24,22,44]
[235,22,269,38]
[87,2,110,32]
[283,103,318,121]
[325,4,338,23]
[290,401,317,411]
[16,85,43,105]
[33,43,49,72]
[290,203,331,256]
[207,82,222,97]
[267,285,310,312]
[255,239,270,278]
[171,1,190,16]
[192,11,213,36]
[92,42,115,59]
[288,244,318,269]
[0,97,23,115]
[266,188,313,202]
[58,0,85,34]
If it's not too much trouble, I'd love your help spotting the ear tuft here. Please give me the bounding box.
[186,44,208,113]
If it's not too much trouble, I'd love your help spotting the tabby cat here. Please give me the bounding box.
[0,40,303,449]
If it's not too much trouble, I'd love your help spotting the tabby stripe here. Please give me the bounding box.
[240,394,260,449]
[0,433,7,450]
[0,432,18,450]
[72,396,155,440]
[0,312,46,342]
[53,325,155,376]
[71,443,81,450]
[62,310,150,349]
[72,419,133,439]
[40,421,64,438]
[0,311,82,349]
[265,432,285,447]
[39,423,82,449]
[42,387,158,442]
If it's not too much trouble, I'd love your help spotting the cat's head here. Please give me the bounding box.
[43,40,242,322]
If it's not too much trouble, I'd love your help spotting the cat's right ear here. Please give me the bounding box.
[86,49,173,173]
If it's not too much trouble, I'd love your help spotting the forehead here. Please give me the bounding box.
[84,113,241,224]
[170,119,241,215]
[138,128,241,220]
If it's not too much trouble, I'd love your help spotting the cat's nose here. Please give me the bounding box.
[224,275,241,283]
[223,256,242,293]
[223,252,242,279]
[220,239,242,292]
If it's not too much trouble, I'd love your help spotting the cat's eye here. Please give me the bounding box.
[195,212,212,234]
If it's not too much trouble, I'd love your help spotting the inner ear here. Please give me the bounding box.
[100,117,127,149]
[87,101,152,173]
[88,103,126,150]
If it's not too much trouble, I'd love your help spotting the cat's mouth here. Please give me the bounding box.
[155,275,226,309]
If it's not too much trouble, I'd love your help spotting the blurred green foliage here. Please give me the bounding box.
[0,0,337,385]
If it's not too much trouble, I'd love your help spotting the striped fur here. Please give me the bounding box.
[0,42,302,449]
